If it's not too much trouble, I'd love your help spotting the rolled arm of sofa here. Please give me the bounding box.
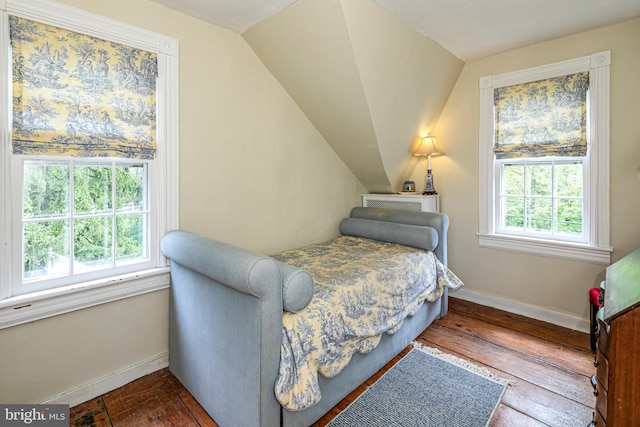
[161,230,284,426]
[160,230,281,298]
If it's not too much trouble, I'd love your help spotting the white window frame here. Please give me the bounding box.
[478,52,612,265]
[0,0,180,328]
[13,158,156,295]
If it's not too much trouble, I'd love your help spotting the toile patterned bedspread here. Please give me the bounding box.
[271,235,463,411]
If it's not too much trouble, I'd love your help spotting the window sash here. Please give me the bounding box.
[495,159,587,243]
[13,157,156,295]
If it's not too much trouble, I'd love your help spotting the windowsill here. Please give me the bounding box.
[477,233,612,265]
[0,267,170,329]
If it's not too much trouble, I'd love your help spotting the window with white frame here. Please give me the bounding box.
[0,0,179,327]
[478,52,612,264]
[498,159,585,240]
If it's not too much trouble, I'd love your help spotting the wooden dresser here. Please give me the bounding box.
[591,248,640,426]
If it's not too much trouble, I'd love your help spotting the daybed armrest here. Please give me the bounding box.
[161,230,283,427]
[160,230,280,298]
[161,231,314,312]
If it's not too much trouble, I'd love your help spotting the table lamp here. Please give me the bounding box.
[412,135,443,195]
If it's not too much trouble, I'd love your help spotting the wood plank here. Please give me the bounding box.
[102,369,200,426]
[449,297,592,352]
[69,397,111,427]
[489,405,549,427]
[166,370,219,427]
[438,311,594,376]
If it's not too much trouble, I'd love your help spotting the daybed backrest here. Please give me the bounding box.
[349,207,449,266]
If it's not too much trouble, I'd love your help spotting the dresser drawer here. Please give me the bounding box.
[596,349,609,391]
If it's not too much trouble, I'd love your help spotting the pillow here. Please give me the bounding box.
[276,261,314,313]
[339,217,438,251]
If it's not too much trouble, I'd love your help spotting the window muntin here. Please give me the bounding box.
[497,159,585,242]
[19,158,152,294]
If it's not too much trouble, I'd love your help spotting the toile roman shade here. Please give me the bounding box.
[493,71,589,159]
[10,16,157,159]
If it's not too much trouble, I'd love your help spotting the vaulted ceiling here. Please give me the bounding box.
[151,0,640,192]
[242,0,463,192]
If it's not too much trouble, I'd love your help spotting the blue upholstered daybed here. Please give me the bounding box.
[160,207,462,427]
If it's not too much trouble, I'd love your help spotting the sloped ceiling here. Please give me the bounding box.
[243,0,462,192]
[150,0,639,192]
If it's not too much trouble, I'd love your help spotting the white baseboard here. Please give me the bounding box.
[450,288,590,333]
[42,352,169,407]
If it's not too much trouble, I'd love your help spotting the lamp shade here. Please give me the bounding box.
[413,135,443,157]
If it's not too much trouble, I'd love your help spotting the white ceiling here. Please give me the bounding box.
[151,0,640,60]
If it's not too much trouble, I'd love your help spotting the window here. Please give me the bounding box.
[19,160,152,294]
[499,160,584,240]
[478,52,612,264]
[0,0,179,327]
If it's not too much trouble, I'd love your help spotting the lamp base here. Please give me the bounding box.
[423,169,437,195]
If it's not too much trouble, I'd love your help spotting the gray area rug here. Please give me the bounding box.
[327,343,508,427]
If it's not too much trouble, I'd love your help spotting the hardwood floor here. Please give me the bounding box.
[70,298,595,426]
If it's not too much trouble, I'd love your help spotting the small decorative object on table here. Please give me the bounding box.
[403,181,416,192]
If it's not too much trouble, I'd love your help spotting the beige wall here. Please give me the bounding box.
[0,291,169,404]
[416,18,640,325]
[3,0,638,407]
[0,0,365,404]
